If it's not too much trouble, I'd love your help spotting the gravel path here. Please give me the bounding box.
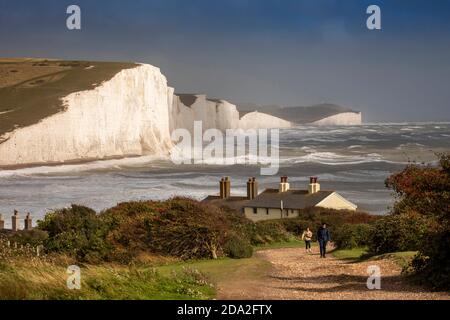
[218,247,450,300]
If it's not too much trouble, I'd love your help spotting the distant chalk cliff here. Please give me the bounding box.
[311,112,362,126]
[237,103,362,126]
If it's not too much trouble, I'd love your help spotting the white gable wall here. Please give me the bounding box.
[315,192,357,211]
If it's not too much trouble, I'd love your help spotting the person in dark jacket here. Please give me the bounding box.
[317,223,331,258]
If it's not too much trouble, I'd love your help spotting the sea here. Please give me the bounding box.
[1,122,449,227]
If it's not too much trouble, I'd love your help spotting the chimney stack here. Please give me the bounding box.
[247,178,253,200]
[224,177,231,198]
[279,176,290,193]
[220,177,231,199]
[11,210,20,232]
[247,177,259,200]
[308,177,321,194]
[0,214,4,230]
[252,177,258,199]
[220,178,225,199]
[24,213,33,231]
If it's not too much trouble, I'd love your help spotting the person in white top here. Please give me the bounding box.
[301,227,313,253]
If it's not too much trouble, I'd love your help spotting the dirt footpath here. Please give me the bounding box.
[217,247,450,300]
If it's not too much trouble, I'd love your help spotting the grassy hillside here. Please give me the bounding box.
[0,256,215,300]
[0,58,137,140]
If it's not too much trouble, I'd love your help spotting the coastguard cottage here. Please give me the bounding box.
[204,176,357,222]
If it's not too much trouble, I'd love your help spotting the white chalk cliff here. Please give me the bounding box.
[170,94,239,133]
[0,64,173,167]
[311,112,362,126]
[169,94,290,133]
[240,111,291,130]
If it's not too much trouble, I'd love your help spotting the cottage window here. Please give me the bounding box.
[253,207,257,214]
[266,208,269,215]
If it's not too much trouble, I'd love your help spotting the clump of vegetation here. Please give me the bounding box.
[368,210,431,254]
[382,153,450,290]
[38,205,111,262]
[224,233,253,259]
[104,198,233,260]
[333,223,374,249]
[251,220,293,245]
[36,198,260,263]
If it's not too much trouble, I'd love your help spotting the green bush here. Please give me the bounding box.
[37,205,111,262]
[333,223,374,249]
[409,228,450,290]
[251,220,292,245]
[368,211,430,255]
[224,233,253,259]
[278,219,313,237]
[37,199,258,262]
[143,198,231,260]
[102,198,254,261]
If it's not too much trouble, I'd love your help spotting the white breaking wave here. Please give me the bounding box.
[0,155,168,178]
[281,152,406,165]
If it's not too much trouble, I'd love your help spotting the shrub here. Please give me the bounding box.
[36,199,258,262]
[224,233,253,259]
[37,205,111,262]
[384,153,450,289]
[333,223,374,249]
[409,228,450,290]
[278,219,313,237]
[368,210,430,255]
[102,198,251,261]
[251,220,292,245]
[100,201,161,262]
[143,198,231,259]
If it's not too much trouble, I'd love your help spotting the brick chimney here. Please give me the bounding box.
[224,177,231,198]
[220,177,231,199]
[24,213,33,231]
[220,178,225,199]
[0,214,4,230]
[247,177,259,200]
[308,177,321,194]
[11,210,20,232]
[246,178,253,200]
[252,177,258,199]
[279,176,290,193]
